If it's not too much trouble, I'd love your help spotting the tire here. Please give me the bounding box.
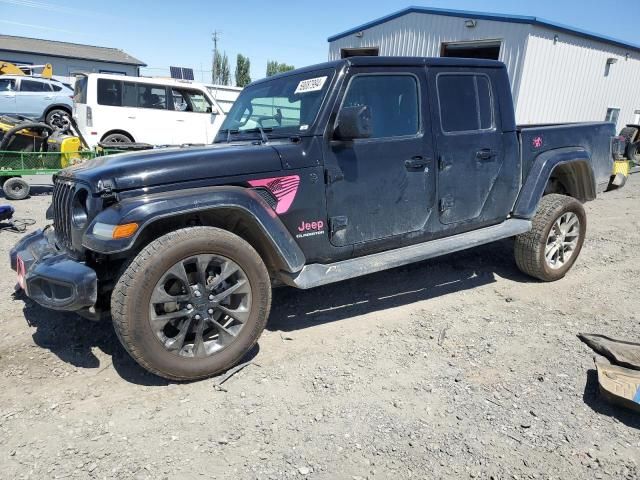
[619,126,638,145]
[514,194,586,282]
[102,132,133,144]
[45,108,70,127]
[626,141,640,165]
[111,227,272,381]
[2,177,30,200]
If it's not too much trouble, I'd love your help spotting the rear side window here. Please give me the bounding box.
[437,74,494,133]
[0,79,15,92]
[97,78,122,106]
[341,74,419,138]
[20,79,51,92]
[51,83,63,92]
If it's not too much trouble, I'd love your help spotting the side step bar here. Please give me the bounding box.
[282,219,532,289]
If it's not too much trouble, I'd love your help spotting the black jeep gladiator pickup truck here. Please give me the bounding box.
[11,57,625,380]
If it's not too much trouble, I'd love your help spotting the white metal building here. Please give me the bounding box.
[0,35,145,84]
[328,7,640,128]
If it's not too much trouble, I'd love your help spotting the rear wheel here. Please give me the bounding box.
[102,132,133,144]
[45,108,70,127]
[2,177,30,200]
[111,227,272,381]
[514,194,586,282]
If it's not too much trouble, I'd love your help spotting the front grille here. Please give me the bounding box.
[52,178,75,249]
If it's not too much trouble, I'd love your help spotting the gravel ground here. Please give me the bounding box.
[0,177,638,480]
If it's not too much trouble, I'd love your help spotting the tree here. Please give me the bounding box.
[220,53,231,86]
[212,51,231,85]
[235,54,251,87]
[266,60,295,77]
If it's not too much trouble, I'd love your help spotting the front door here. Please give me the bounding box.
[324,68,436,247]
[429,69,506,226]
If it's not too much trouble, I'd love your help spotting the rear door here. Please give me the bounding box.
[0,78,17,115]
[324,67,436,246]
[429,69,507,226]
[133,84,174,145]
[15,78,52,118]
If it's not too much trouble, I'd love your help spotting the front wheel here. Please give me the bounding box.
[514,194,586,282]
[111,227,272,381]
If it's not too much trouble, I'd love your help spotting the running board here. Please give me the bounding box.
[282,219,532,289]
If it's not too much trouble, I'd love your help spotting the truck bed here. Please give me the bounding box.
[518,122,615,191]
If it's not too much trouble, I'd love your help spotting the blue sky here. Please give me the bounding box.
[1,0,638,83]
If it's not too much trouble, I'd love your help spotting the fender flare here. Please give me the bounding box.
[513,147,596,219]
[82,186,306,273]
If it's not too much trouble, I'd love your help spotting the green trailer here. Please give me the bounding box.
[0,149,99,200]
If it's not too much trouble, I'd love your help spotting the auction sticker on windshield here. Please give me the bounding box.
[295,76,327,94]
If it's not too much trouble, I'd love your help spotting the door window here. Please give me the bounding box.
[341,74,419,138]
[171,89,213,113]
[138,85,167,110]
[122,82,137,107]
[19,79,51,92]
[0,79,15,91]
[437,74,494,133]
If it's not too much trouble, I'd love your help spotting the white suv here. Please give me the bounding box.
[0,75,73,124]
[73,73,226,147]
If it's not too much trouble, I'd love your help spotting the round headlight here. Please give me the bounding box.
[72,189,89,227]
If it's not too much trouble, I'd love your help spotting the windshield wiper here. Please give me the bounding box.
[220,127,273,144]
[243,126,272,144]
[223,128,239,143]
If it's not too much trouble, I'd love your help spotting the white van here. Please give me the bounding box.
[73,73,226,147]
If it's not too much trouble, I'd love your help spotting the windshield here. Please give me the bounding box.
[218,68,334,138]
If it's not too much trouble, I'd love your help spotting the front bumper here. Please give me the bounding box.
[9,228,97,311]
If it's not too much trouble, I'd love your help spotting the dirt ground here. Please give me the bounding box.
[0,178,639,480]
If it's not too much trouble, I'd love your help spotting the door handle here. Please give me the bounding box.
[476,149,496,160]
[127,116,136,119]
[404,156,428,171]
[176,119,185,122]
[44,96,53,100]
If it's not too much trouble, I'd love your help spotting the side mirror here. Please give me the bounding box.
[334,105,372,140]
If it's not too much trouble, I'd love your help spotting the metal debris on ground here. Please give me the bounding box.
[437,326,449,346]
[213,360,258,391]
[579,333,640,412]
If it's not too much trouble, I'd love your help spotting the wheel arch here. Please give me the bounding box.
[101,129,135,142]
[83,186,306,275]
[513,147,596,219]
[43,103,71,119]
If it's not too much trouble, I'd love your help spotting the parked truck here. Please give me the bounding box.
[11,57,626,380]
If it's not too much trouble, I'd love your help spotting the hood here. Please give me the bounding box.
[61,143,282,193]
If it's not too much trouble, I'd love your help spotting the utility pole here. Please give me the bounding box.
[211,30,221,84]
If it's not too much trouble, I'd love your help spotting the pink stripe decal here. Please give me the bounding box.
[248,175,300,214]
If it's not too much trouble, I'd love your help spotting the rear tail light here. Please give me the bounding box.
[86,106,93,127]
